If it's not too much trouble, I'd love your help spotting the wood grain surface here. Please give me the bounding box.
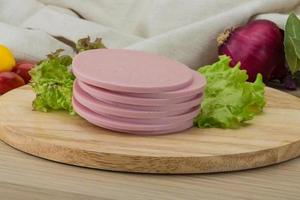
[0,86,300,174]
[1,140,300,200]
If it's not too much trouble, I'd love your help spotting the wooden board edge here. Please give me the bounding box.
[1,124,300,174]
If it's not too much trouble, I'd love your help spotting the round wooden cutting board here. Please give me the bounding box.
[0,86,300,174]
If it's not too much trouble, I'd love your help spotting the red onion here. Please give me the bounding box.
[217,20,287,82]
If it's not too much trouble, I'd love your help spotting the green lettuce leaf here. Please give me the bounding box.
[194,56,265,128]
[30,50,75,114]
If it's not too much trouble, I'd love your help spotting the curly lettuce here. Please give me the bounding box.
[30,50,75,114]
[195,56,265,128]
[29,38,106,115]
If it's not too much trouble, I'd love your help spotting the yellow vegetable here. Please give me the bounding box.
[0,44,16,72]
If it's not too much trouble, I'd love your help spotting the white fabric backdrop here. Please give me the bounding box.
[0,0,300,69]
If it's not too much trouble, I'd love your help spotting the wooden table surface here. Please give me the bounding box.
[1,88,300,200]
[1,139,300,200]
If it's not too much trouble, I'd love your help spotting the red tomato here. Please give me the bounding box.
[0,72,25,94]
[12,61,35,84]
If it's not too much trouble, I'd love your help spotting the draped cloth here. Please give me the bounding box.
[0,0,299,69]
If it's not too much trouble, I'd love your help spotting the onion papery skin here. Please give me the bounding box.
[218,20,286,82]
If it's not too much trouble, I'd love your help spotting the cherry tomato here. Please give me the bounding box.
[0,72,25,94]
[12,61,35,84]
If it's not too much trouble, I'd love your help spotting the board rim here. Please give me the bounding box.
[1,128,300,174]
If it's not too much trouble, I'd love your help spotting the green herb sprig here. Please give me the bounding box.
[285,13,300,74]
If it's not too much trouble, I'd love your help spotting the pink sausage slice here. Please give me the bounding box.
[73,81,203,118]
[73,98,194,133]
[94,93,203,111]
[98,107,199,124]
[72,49,193,93]
[74,95,199,125]
[123,71,206,99]
[77,80,201,106]
[85,118,193,135]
